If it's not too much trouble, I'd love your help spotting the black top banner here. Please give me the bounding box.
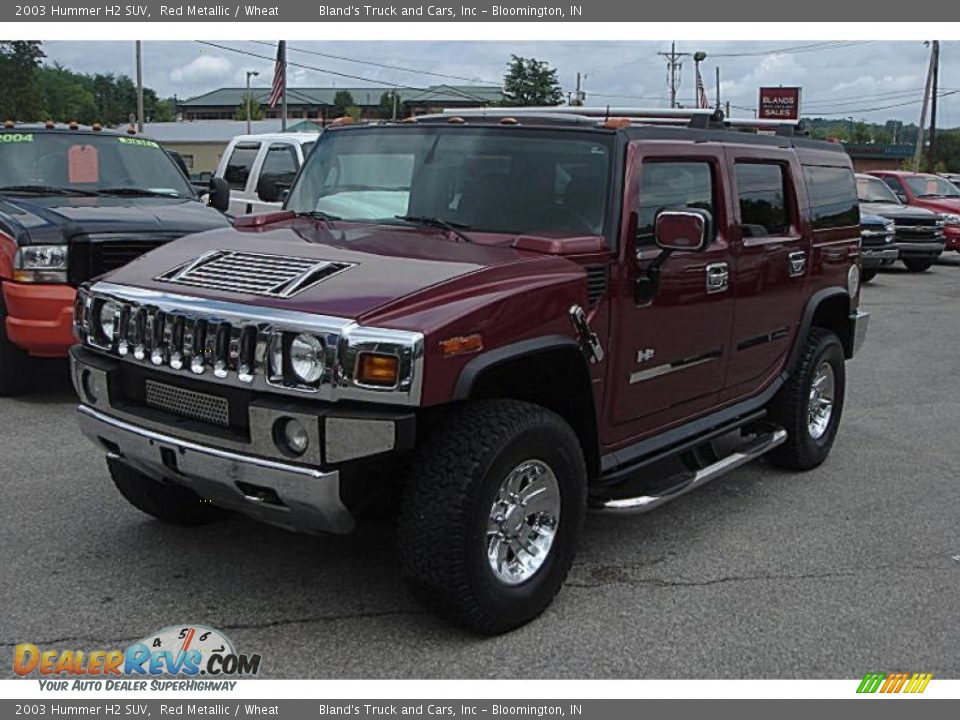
[1,1,947,22]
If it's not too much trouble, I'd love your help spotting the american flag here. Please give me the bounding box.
[695,65,709,109]
[268,41,286,108]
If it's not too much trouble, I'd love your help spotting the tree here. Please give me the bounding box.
[344,105,362,122]
[333,90,355,115]
[379,90,400,119]
[234,93,263,121]
[850,122,871,145]
[0,41,46,121]
[501,55,563,106]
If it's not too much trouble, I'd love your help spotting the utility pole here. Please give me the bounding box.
[570,72,587,106]
[245,70,259,135]
[392,88,398,120]
[658,42,692,108]
[913,40,937,172]
[135,41,144,132]
[715,66,721,111]
[927,40,940,173]
[279,40,288,132]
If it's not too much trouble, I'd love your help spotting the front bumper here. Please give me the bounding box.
[78,405,355,534]
[896,239,946,259]
[71,345,416,534]
[943,226,960,251]
[2,281,76,356]
[860,246,899,268]
[850,310,869,357]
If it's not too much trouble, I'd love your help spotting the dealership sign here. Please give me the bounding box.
[759,87,802,120]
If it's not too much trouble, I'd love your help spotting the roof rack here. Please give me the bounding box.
[437,106,804,135]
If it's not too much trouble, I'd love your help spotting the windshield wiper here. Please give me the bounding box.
[296,210,342,225]
[394,215,475,243]
[0,184,98,197]
[96,187,187,198]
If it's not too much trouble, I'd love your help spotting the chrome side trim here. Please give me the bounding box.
[742,234,802,248]
[597,428,787,514]
[628,350,721,384]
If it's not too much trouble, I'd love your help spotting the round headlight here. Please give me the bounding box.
[848,264,860,297]
[98,301,120,341]
[274,417,309,457]
[289,334,324,384]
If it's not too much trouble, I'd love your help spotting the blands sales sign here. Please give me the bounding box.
[758,87,802,120]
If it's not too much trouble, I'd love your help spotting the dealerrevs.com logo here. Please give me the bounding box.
[14,625,261,690]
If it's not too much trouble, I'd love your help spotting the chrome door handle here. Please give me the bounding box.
[788,250,807,277]
[705,262,729,294]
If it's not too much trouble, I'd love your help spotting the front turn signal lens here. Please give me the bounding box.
[357,353,399,387]
[439,333,484,357]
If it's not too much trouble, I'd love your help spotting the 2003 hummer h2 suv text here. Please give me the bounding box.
[70,107,868,634]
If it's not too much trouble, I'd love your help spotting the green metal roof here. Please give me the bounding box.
[181,85,504,108]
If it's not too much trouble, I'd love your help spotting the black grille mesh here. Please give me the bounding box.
[145,379,230,427]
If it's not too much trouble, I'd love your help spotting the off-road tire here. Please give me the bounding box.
[397,400,587,635]
[0,295,32,396]
[766,328,846,471]
[902,257,935,273]
[108,457,232,526]
[860,268,879,283]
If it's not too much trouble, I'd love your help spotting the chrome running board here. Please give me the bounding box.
[596,428,787,514]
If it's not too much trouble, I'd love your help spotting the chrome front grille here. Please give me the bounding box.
[74,282,426,407]
[158,250,353,298]
[145,380,230,427]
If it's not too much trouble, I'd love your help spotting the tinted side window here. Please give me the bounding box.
[638,161,714,245]
[882,176,905,194]
[260,144,299,187]
[224,144,260,190]
[736,163,790,237]
[802,165,859,229]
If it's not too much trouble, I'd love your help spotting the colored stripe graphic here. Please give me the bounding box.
[857,672,932,694]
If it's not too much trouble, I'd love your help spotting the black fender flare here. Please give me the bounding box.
[788,286,852,373]
[452,334,583,401]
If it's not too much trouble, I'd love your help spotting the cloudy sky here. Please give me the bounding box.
[39,40,958,126]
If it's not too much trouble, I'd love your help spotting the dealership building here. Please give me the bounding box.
[177,84,506,121]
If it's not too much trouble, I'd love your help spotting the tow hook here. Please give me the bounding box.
[569,304,604,364]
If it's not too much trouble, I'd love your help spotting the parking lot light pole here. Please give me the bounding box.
[245,70,259,135]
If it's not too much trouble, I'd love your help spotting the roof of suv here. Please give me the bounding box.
[1,122,151,139]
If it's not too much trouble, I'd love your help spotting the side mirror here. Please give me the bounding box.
[208,177,230,213]
[654,208,712,252]
[895,192,908,203]
[257,176,281,203]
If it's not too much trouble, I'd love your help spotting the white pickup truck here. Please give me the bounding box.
[214,133,318,216]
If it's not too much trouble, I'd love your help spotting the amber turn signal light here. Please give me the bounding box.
[439,333,483,357]
[357,353,399,387]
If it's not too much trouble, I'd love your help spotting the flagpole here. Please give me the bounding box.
[280,40,287,132]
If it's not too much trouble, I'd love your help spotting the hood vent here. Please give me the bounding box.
[158,250,354,298]
[585,265,608,306]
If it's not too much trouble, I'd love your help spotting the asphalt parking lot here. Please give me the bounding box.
[2,260,959,679]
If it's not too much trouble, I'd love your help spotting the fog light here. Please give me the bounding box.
[274,417,309,457]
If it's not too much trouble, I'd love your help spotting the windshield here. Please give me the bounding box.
[287,127,614,236]
[857,176,900,204]
[903,174,960,198]
[0,131,194,196]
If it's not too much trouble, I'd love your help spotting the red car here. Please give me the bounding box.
[868,170,960,251]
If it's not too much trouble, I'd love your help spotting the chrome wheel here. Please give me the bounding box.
[807,361,836,440]
[486,459,561,586]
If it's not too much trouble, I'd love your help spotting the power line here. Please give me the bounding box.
[195,41,434,94]
[248,40,496,86]
[709,40,872,58]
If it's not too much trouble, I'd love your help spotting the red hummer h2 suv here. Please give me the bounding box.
[69,108,868,634]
